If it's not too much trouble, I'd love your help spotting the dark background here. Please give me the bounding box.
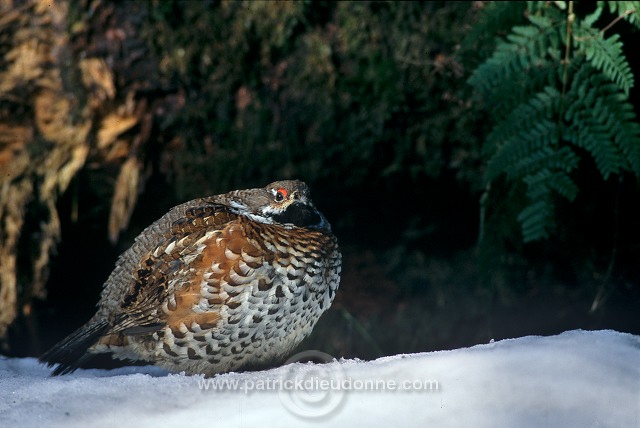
[3,1,640,366]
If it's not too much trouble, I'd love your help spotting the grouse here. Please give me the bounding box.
[40,180,341,376]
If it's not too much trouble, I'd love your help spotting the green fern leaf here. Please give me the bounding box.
[523,168,555,199]
[574,26,634,94]
[584,3,605,26]
[506,146,556,179]
[563,63,639,178]
[483,86,559,158]
[485,119,557,182]
[518,165,577,242]
[548,171,579,200]
[603,98,640,176]
[469,15,559,99]
[473,1,640,245]
[563,124,623,179]
[604,1,640,29]
[517,198,552,242]
[522,168,578,201]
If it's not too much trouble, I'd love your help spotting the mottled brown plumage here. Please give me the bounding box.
[40,180,341,376]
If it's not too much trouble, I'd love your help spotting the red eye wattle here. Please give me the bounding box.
[275,188,287,202]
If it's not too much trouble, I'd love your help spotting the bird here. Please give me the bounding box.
[40,180,341,376]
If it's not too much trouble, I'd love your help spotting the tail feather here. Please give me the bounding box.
[39,319,111,376]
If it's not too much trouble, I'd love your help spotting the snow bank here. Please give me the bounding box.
[1,330,638,427]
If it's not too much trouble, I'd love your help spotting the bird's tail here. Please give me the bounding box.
[39,319,111,376]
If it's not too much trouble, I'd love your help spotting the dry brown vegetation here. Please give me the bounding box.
[0,1,167,339]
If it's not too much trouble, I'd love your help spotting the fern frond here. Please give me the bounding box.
[583,3,605,26]
[513,145,580,179]
[485,119,558,182]
[469,5,565,116]
[506,146,556,180]
[523,167,577,200]
[483,86,559,158]
[603,1,640,29]
[571,127,623,179]
[564,63,640,178]
[547,171,579,200]
[562,122,623,180]
[517,163,579,242]
[574,26,634,94]
[469,14,561,104]
[473,1,640,244]
[523,168,555,199]
[590,128,623,178]
[517,198,553,242]
[611,106,640,175]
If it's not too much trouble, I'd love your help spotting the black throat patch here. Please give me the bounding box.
[272,202,322,228]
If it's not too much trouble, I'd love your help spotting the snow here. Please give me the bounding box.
[1,330,639,428]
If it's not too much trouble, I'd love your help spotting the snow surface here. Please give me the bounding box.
[1,330,639,428]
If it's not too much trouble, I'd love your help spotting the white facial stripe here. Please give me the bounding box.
[260,205,284,215]
[244,212,275,224]
[229,200,249,211]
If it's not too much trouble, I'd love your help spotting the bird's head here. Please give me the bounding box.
[226,180,331,232]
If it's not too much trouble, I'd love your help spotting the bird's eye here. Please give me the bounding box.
[275,188,287,202]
